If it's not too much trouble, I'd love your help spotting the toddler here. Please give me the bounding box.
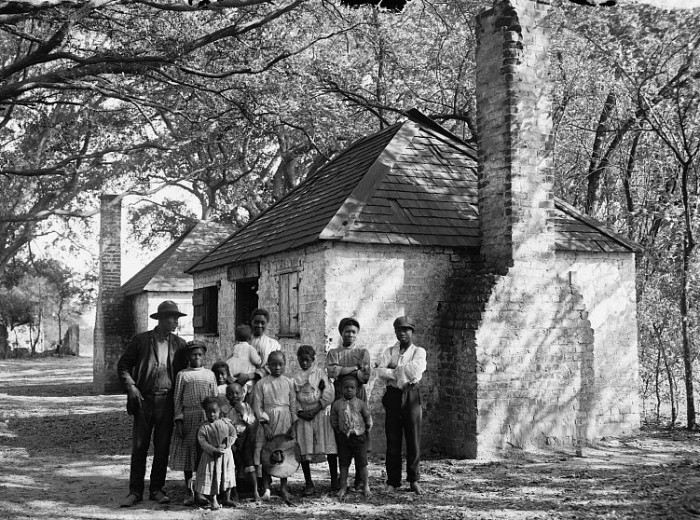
[225,382,260,502]
[195,396,237,509]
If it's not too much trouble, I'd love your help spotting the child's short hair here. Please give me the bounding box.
[226,381,244,394]
[268,350,286,363]
[235,324,253,342]
[201,396,219,409]
[340,374,359,388]
[297,344,316,359]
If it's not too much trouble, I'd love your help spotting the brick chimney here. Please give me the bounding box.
[476,0,555,274]
[93,194,126,393]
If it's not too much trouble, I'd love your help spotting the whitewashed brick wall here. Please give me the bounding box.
[557,251,640,438]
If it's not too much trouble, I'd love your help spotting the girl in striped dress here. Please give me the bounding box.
[170,341,218,506]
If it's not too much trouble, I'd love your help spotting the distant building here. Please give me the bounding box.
[121,222,234,340]
[93,210,233,393]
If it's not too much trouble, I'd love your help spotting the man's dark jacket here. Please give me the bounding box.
[117,328,188,393]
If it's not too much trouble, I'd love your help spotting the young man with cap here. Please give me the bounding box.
[376,316,427,495]
[117,300,189,507]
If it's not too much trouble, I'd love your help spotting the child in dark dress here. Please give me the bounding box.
[224,382,260,502]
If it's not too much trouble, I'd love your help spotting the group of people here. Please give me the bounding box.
[117,300,427,509]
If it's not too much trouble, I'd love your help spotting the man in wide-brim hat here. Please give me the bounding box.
[117,300,189,507]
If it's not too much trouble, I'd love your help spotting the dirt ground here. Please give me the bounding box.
[1,357,699,520]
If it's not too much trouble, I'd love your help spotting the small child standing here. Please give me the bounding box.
[292,345,337,495]
[226,325,262,397]
[330,375,372,500]
[224,382,260,502]
[195,396,237,509]
[253,350,297,501]
[170,341,218,506]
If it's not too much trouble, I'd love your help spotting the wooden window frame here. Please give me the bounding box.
[193,284,219,335]
[278,271,300,338]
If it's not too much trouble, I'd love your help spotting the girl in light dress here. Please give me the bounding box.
[292,344,337,495]
[253,350,297,501]
[195,396,237,509]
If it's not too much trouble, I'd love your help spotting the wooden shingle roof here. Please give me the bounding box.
[122,221,234,296]
[188,111,640,273]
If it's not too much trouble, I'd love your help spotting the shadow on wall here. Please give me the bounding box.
[475,268,597,452]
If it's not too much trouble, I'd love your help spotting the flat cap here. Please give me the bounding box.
[392,316,415,330]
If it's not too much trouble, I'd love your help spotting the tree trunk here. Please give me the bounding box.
[661,340,677,427]
[680,233,696,429]
[680,161,696,429]
[655,346,662,424]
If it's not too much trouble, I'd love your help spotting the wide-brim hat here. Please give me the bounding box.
[261,435,301,478]
[150,300,187,319]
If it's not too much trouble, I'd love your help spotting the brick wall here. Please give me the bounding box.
[321,241,455,453]
[556,251,640,437]
[93,195,129,394]
[435,0,642,456]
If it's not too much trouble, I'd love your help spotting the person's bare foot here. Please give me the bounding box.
[261,489,271,501]
[120,493,141,507]
[410,482,423,495]
[384,484,398,493]
[337,489,346,501]
[183,490,194,506]
[302,483,315,496]
[195,492,210,507]
[149,490,170,504]
[220,497,237,507]
[210,496,221,510]
[363,486,371,498]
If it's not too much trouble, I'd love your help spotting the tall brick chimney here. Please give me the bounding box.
[476,0,555,274]
[93,194,125,393]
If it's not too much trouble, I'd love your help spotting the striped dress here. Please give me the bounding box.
[169,367,218,471]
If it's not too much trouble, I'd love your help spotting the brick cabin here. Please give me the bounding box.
[187,102,641,457]
[93,0,642,454]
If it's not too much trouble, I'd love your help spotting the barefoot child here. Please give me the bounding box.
[224,382,260,502]
[253,350,297,501]
[292,345,337,495]
[170,341,218,506]
[330,375,372,500]
[195,396,237,509]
